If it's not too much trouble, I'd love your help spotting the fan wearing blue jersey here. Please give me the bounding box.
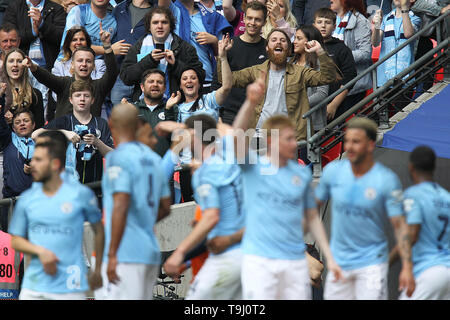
[9,131,105,300]
[99,103,172,300]
[163,113,245,299]
[390,146,450,300]
[230,72,342,300]
[315,117,415,300]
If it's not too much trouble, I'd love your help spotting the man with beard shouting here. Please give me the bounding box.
[217,28,338,148]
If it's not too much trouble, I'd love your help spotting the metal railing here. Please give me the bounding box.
[300,10,450,178]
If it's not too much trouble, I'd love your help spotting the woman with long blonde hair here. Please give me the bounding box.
[3,48,44,128]
[264,0,297,39]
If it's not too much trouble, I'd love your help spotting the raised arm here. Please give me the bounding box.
[303,40,339,87]
[390,215,416,297]
[371,9,384,47]
[215,34,233,106]
[222,0,237,23]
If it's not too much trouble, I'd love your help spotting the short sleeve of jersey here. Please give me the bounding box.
[304,175,317,210]
[8,196,29,238]
[194,171,220,210]
[314,161,336,202]
[106,154,132,195]
[403,189,423,225]
[80,186,102,224]
[383,171,404,218]
[204,91,221,110]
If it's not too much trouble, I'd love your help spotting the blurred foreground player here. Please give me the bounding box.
[315,117,415,299]
[392,146,450,300]
[9,131,104,300]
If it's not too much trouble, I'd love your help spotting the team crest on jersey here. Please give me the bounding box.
[391,190,403,203]
[158,112,165,120]
[365,188,377,200]
[291,175,301,186]
[197,184,211,198]
[61,202,73,214]
[403,198,414,212]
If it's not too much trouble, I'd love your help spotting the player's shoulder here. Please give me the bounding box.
[287,160,313,181]
[373,162,400,182]
[321,159,347,177]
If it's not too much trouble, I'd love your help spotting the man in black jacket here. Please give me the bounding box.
[23,27,119,119]
[3,0,66,71]
[120,6,205,102]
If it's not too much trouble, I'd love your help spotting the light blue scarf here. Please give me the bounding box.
[137,33,173,98]
[11,132,34,160]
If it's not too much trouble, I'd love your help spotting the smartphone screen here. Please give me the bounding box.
[155,43,165,51]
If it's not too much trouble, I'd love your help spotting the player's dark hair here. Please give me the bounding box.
[346,117,378,141]
[185,114,218,146]
[35,130,68,169]
[410,145,436,174]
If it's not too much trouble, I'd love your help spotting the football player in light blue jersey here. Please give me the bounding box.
[315,117,416,300]
[392,146,450,300]
[9,131,105,300]
[229,71,342,300]
[163,113,245,299]
[99,103,171,300]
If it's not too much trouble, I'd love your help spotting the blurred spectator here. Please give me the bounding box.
[131,69,173,157]
[365,0,393,19]
[3,49,44,129]
[25,28,118,119]
[110,0,153,106]
[313,8,357,121]
[3,0,67,118]
[293,0,330,26]
[292,25,329,133]
[49,27,106,121]
[329,0,372,120]
[59,0,120,58]
[158,0,233,94]
[165,35,233,202]
[212,1,268,125]
[32,80,114,184]
[217,28,338,160]
[372,0,421,109]
[0,0,12,25]
[223,0,268,37]
[412,0,450,88]
[3,0,66,71]
[0,23,19,111]
[120,7,205,102]
[372,0,421,87]
[0,107,35,231]
[263,0,297,39]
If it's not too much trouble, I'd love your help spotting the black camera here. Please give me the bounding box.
[24,158,31,165]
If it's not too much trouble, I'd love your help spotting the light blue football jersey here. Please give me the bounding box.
[315,160,404,270]
[191,148,244,254]
[403,182,450,277]
[102,142,171,265]
[9,181,101,294]
[237,147,316,260]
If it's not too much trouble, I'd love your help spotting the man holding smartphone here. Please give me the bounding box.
[120,7,205,102]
